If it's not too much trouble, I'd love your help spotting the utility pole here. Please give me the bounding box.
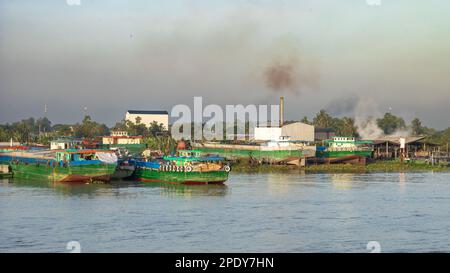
[43,104,47,134]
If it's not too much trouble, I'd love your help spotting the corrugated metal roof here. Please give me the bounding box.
[367,136,426,145]
[127,110,168,115]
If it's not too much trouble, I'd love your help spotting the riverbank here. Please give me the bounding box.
[231,160,450,173]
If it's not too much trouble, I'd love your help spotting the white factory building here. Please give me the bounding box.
[125,110,169,130]
[254,122,315,142]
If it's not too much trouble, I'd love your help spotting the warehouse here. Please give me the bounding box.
[253,122,314,142]
[125,110,169,130]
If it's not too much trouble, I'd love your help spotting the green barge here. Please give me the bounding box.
[316,137,373,160]
[133,150,230,185]
[0,149,118,183]
[192,142,315,164]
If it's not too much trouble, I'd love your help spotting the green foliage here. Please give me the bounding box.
[36,117,52,133]
[426,127,450,148]
[145,135,177,154]
[376,112,406,135]
[0,117,52,143]
[73,115,109,139]
[300,116,311,125]
[312,110,358,137]
[149,121,166,137]
[111,120,128,131]
[114,119,166,137]
[335,117,359,137]
[313,110,334,128]
[52,124,73,136]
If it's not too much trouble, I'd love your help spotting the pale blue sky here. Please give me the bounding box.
[0,0,449,128]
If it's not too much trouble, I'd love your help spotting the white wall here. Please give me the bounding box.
[281,122,314,142]
[102,137,142,145]
[117,138,141,144]
[50,142,69,150]
[254,127,282,141]
[125,113,169,130]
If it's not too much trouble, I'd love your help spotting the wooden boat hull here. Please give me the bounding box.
[10,162,117,183]
[309,155,367,164]
[133,167,229,185]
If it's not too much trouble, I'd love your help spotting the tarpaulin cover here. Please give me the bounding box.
[96,152,118,164]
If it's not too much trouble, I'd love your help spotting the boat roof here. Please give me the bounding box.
[178,150,202,154]
[163,155,225,162]
[325,139,373,144]
[64,149,115,154]
[127,110,168,115]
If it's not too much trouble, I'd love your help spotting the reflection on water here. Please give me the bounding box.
[1,177,229,198]
[1,172,450,252]
[330,173,356,190]
[139,182,229,197]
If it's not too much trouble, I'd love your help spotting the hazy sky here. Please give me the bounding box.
[1,0,449,129]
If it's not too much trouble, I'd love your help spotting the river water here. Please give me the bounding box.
[1,172,450,253]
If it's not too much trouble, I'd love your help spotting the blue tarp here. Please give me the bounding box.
[69,160,103,166]
[316,146,327,152]
[0,155,52,164]
[134,161,161,169]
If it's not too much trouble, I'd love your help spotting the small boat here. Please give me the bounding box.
[132,150,230,185]
[0,149,118,183]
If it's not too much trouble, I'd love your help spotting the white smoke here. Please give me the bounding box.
[354,97,384,139]
[353,97,411,139]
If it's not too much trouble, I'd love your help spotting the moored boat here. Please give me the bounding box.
[316,137,373,160]
[132,150,230,185]
[0,149,118,182]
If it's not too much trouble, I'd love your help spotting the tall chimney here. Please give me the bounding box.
[279,96,284,127]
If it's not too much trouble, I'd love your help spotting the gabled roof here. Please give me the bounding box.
[126,110,168,115]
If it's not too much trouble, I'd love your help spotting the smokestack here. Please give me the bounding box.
[279,96,284,127]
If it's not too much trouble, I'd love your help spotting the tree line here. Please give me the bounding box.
[296,110,439,137]
[0,115,166,144]
[0,111,449,147]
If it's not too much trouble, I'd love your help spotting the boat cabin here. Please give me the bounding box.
[55,149,118,165]
[178,150,202,158]
[324,137,373,151]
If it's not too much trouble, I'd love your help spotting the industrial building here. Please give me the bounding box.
[253,96,315,142]
[125,110,169,130]
[253,122,314,142]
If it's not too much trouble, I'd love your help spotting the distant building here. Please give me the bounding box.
[254,127,282,141]
[315,128,336,141]
[50,138,82,150]
[125,110,169,130]
[281,122,314,142]
[102,131,143,145]
[368,136,440,159]
[110,130,128,137]
[254,122,314,142]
